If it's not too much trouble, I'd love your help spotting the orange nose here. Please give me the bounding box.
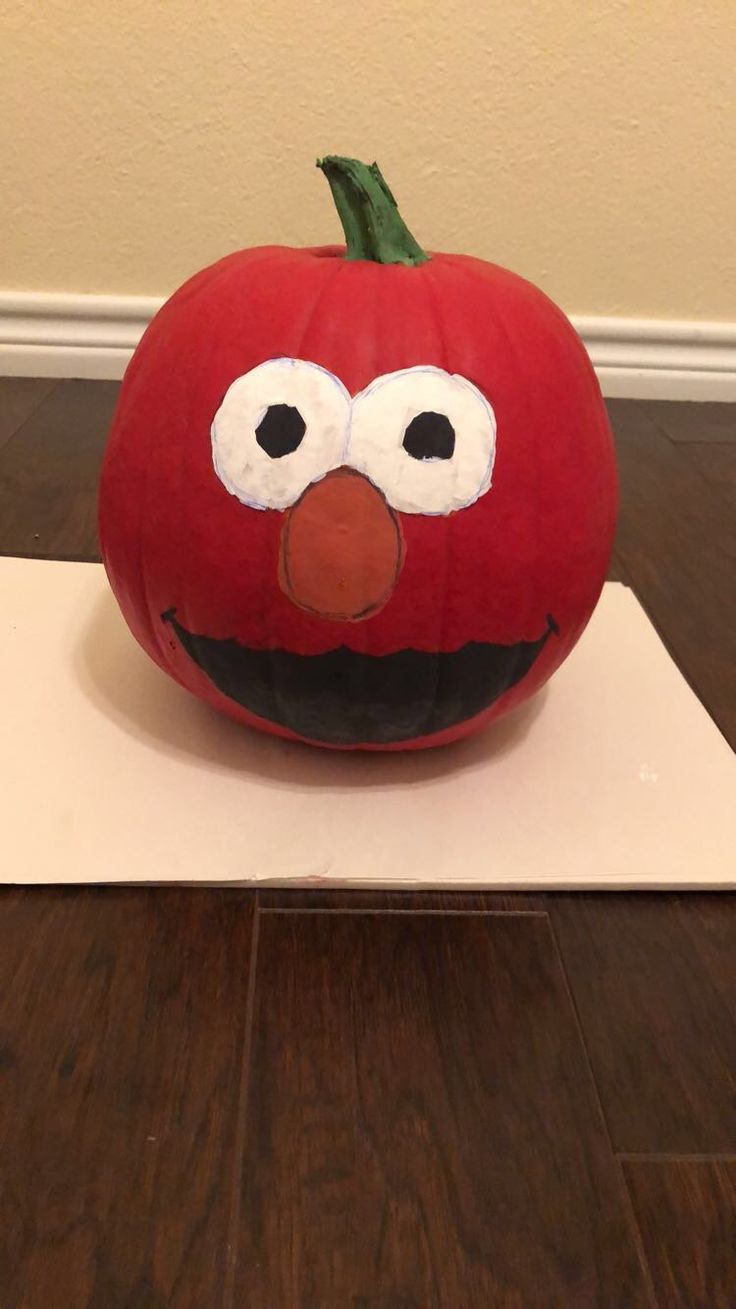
[279,468,404,621]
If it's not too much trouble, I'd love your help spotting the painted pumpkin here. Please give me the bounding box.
[99,156,617,750]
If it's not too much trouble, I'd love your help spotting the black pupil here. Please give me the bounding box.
[256,404,306,459]
[402,411,455,461]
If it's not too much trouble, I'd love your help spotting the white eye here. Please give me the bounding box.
[347,366,496,515]
[211,358,350,510]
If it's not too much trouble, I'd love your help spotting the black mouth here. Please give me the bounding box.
[162,609,558,745]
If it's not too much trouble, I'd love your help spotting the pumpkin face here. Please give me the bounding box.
[99,158,617,750]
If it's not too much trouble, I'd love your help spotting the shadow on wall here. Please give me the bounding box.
[74,587,549,794]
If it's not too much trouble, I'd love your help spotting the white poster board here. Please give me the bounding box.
[2,558,734,888]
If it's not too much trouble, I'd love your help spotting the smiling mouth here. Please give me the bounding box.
[162,610,558,745]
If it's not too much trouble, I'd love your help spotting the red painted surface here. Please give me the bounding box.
[99,244,617,750]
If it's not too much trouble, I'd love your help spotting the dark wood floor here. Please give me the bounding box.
[0,378,734,1308]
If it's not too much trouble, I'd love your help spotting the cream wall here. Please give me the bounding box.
[1,0,734,318]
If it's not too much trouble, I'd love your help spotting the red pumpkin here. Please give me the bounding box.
[99,156,617,750]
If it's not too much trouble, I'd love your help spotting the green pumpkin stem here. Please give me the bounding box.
[316,155,429,267]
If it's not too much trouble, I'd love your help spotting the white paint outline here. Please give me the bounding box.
[211,358,497,515]
[346,365,497,515]
[211,357,351,511]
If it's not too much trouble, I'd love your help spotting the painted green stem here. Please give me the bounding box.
[317,155,429,266]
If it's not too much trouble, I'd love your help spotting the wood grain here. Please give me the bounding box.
[0,886,254,1308]
[678,440,736,495]
[606,399,736,748]
[550,895,736,1152]
[0,377,58,450]
[606,548,632,585]
[640,399,736,445]
[258,889,545,911]
[235,912,650,1308]
[0,382,733,1306]
[0,379,119,561]
[624,1160,736,1309]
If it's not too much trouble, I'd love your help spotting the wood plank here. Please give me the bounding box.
[235,912,651,1307]
[0,886,255,1308]
[605,399,736,748]
[607,547,631,585]
[259,889,545,911]
[679,440,736,494]
[640,399,736,445]
[550,894,736,1152]
[624,1160,736,1309]
[0,379,119,561]
[0,377,59,450]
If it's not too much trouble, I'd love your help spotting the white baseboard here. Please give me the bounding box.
[0,293,158,382]
[1,292,735,401]
[574,316,736,401]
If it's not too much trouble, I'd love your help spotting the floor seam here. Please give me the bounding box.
[257,907,548,916]
[221,901,261,1309]
[544,906,661,1309]
[0,379,61,456]
[618,1151,736,1163]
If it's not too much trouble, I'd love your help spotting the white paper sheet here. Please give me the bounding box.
[2,558,734,887]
